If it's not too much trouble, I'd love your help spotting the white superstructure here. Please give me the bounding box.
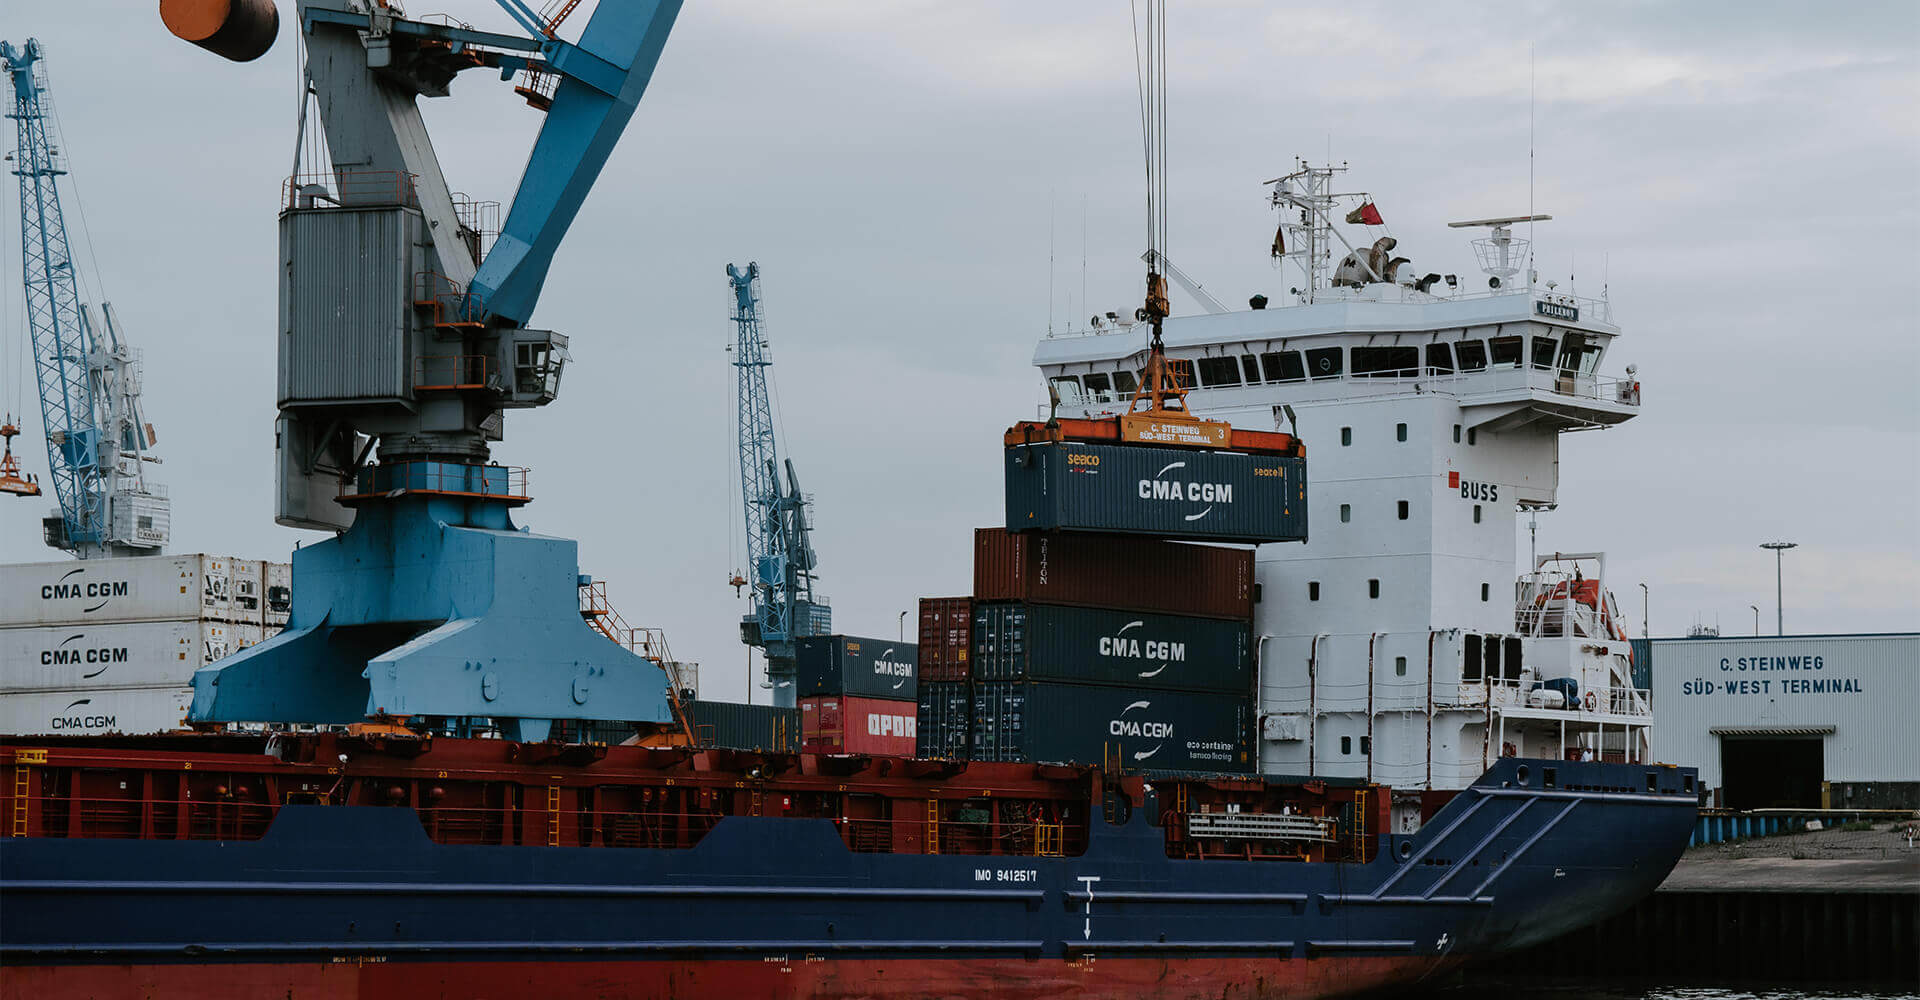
[1034,162,1651,808]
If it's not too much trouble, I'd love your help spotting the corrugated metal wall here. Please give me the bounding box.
[1648,633,1919,790]
[279,207,418,405]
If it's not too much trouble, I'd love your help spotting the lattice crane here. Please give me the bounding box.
[726,262,827,708]
[2,39,167,558]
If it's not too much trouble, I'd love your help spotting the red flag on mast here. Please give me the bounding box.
[1345,201,1384,226]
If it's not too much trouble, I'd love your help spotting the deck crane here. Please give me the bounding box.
[2,39,168,557]
[726,262,826,708]
[171,0,684,742]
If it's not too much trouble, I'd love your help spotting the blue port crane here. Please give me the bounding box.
[2,39,167,558]
[178,0,687,742]
[726,262,826,708]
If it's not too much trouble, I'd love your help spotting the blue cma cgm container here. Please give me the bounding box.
[971,681,1253,773]
[796,635,918,700]
[1004,441,1306,544]
[972,603,1252,695]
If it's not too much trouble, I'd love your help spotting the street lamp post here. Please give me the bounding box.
[1759,541,1797,636]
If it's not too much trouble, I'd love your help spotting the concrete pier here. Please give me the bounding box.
[1494,822,1919,984]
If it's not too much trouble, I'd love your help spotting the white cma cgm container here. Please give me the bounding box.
[264,561,292,627]
[0,554,265,627]
[0,685,192,736]
[1,620,261,693]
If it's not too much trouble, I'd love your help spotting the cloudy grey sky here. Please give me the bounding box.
[3,1,1915,702]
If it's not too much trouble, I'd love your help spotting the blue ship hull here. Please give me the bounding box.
[0,757,1694,998]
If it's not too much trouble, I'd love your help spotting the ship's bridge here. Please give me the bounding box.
[1034,285,1639,434]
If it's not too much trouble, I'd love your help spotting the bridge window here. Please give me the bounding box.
[1504,638,1524,682]
[1352,346,1419,378]
[1241,356,1263,384]
[1112,369,1139,394]
[1196,356,1242,387]
[1455,340,1488,372]
[1530,336,1557,370]
[1463,634,1483,682]
[1485,636,1501,680]
[1306,347,1343,380]
[1427,343,1454,374]
[1048,375,1083,405]
[1489,336,1524,369]
[1083,372,1112,399]
[1262,351,1306,383]
[1340,504,1351,523]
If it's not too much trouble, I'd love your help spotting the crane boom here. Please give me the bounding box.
[3,38,167,557]
[727,262,826,707]
[1140,249,1227,315]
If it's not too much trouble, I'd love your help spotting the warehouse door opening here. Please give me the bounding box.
[1720,737,1823,809]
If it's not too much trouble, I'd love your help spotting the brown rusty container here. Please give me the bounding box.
[916,597,974,683]
[973,528,1254,621]
[161,0,280,63]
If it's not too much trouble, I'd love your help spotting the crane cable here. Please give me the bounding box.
[1130,0,1170,346]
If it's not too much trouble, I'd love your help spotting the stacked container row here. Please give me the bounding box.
[1,554,286,628]
[1,554,291,736]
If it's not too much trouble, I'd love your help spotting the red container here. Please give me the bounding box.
[973,528,1254,621]
[916,597,974,682]
[799,695,918,757]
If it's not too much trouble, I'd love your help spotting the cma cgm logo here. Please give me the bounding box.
[41,568,131,614]
[1138,461,1233,522]
[50,698,116,731]
[866,711,916,738]
[1110,700,1174,761]
[1447,471,1498,503]
[1097,620,1186,680]
[41,633,129,678]
[872,647,913,690]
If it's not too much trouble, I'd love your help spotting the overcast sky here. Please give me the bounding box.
[3,1,1915,703]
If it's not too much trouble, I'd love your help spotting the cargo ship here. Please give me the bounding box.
[0,4,1696,998]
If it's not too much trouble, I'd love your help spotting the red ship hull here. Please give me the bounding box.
[1,955,1458,1000]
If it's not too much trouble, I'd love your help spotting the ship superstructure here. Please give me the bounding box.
[1035,162,1651,812]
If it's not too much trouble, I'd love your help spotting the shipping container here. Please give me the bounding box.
[0,554,267,627]
[264,562,293,627]
[0,685,192,736]
[683,699,800,752]
[971,681,1252,773]
[916,680,973,759]
[973,528,1255,621]
[795,635,917,700]
[1,620,257,693]
[971,603,1252,694]
[1005,441,1306,544]
[799,695,918,756]
[917,597,973,682]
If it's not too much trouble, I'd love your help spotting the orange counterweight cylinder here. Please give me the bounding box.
[160,0,279,63]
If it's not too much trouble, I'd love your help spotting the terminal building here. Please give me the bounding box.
[1646,632,1918,810]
